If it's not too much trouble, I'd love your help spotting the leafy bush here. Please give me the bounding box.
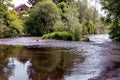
[3,27,18,37]
[82,20,96,35]
[54,20,66,31]
[109,19,120,41]
[6,11,24,37]
[25,1,61,36]
[42,31,74,41]
[0,3,24,38]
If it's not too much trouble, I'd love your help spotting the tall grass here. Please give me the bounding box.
[42,31,77,41]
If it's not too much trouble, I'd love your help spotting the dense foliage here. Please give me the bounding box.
[0,0,109,41]
[25,0,108,40]
[25,0,60,36]
[100,0,120,41]
[65,3,82,40]
[0,2,23,38]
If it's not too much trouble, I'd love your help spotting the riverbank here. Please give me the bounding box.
[0,34,111,46]
[0,37,82,48]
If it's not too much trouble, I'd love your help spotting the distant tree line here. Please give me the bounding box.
[25,0,108,40]
[0,0,108,41]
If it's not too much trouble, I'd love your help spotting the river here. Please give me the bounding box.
[0,34,120,80]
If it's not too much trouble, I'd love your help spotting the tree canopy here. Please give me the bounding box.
[0,1,23,38]
[100,0,120,41]
[25,0,61,36]
[0,0,108,40]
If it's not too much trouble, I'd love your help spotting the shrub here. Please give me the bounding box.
[25,1,61,36]
[0,6,24,38]
[109,19,120,41]
[42,31,73,41]
[82,20,96,35]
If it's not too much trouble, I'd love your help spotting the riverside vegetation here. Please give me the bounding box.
[0,0,118,41]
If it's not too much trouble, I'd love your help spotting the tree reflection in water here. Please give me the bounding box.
[0,45,84,80]
[0,45,21,80]
[25,47,84,80]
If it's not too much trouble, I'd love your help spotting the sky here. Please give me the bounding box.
[12,0,29,7]
[88,0,104,16]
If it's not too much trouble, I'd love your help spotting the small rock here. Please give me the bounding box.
[81,37,90,42]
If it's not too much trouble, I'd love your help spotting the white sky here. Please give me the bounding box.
[89,0,104,16]
[12,0,29,7]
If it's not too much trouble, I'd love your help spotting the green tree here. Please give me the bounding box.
[8,11,23,33]
[76,0,107,34]
[25,0,61,36]
[0,2,23,38]
[3,11,24,37]
[61,2,82,40]
[82,20,96,35]
[100,0,120,41]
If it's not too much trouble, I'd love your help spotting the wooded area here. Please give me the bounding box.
[0,0,119,41]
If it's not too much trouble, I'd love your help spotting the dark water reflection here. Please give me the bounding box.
[0,45,84,80]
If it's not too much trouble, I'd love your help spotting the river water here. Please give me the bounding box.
[0,34,120,80]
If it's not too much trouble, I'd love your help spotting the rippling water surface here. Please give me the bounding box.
[0,35,120,80]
